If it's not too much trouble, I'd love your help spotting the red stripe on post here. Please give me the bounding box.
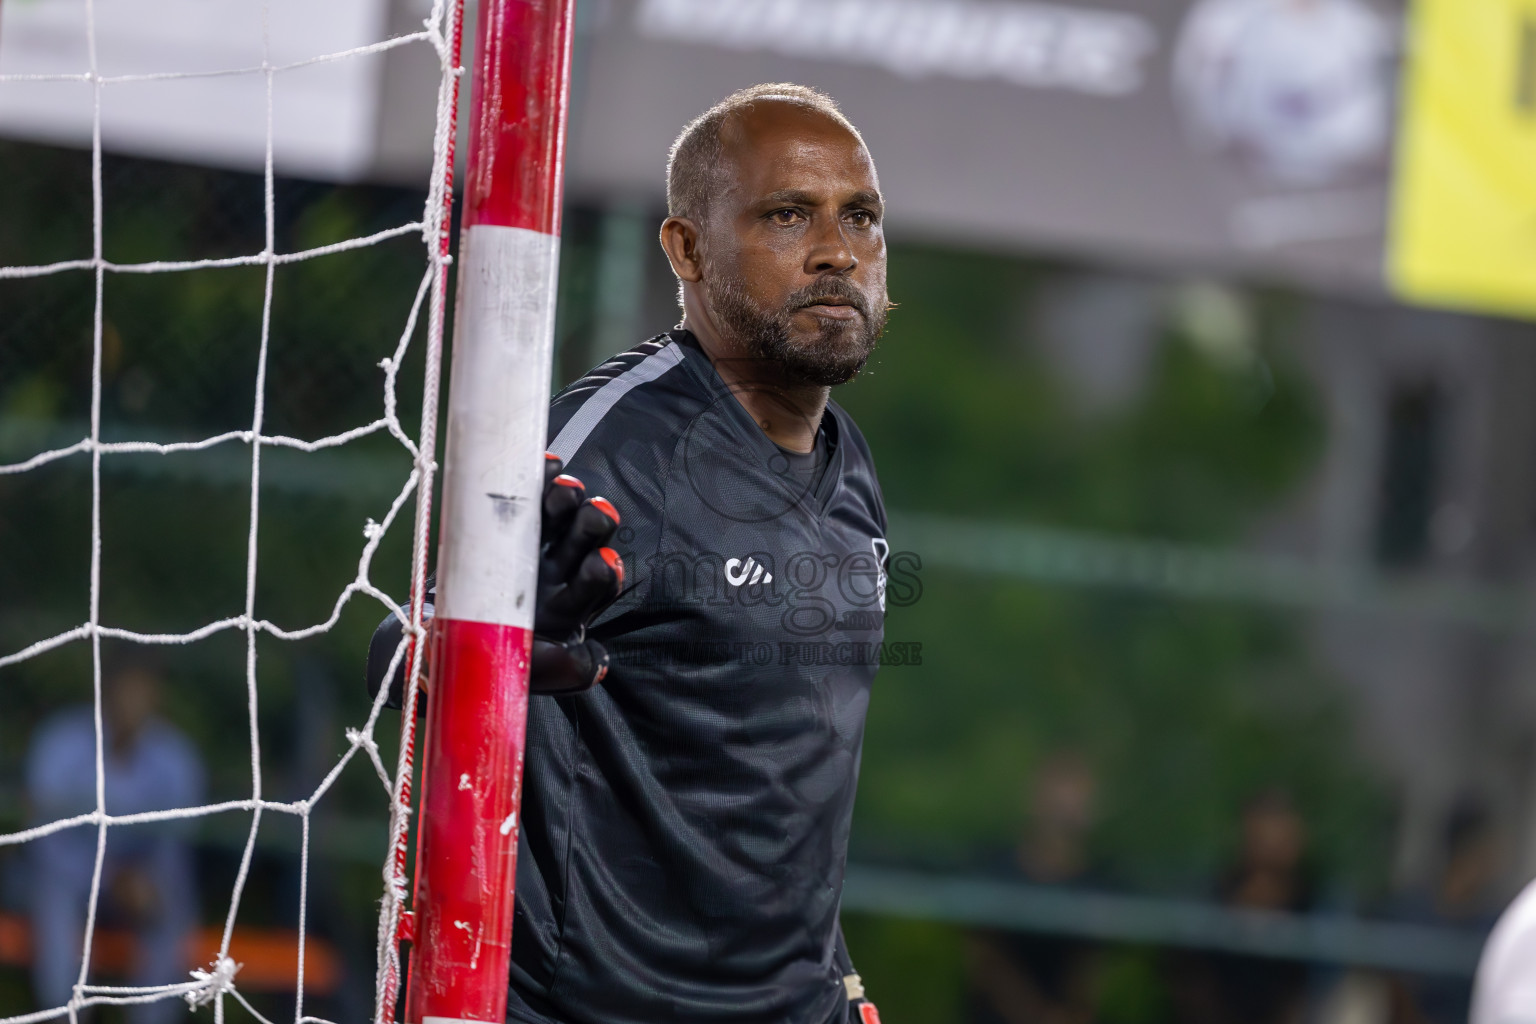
[407,618,531,1024]
[462,0,575,235]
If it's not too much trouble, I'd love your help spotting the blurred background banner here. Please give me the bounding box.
[1,0,1409,289]
[1389,0,1536,320]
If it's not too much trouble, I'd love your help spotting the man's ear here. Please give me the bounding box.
[660,216,704,284]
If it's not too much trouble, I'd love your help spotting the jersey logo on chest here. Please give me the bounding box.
[724,555,774,587]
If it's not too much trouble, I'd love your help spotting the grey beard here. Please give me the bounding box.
[708,272,887,387]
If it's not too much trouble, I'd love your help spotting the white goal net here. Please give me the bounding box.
[0,1,464,1021]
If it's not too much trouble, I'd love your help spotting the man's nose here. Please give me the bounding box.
[804,215,856,275]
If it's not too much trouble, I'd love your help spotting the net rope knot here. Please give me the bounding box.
[183,957,242,1009]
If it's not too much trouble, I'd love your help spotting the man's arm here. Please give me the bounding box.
[25,717,96,822]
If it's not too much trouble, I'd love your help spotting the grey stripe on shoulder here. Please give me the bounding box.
[549,341,686,463]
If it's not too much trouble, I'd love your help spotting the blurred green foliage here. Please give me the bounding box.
[834,248,1389,1020]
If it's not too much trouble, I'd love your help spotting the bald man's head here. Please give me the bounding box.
[667,83,866,228]
[660,84,888,388]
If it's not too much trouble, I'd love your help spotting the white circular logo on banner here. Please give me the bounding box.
[1173,0,1395,185]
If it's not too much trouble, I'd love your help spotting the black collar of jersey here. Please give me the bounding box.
[667,329,848,518]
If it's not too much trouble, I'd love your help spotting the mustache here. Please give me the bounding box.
[786,277,872,318]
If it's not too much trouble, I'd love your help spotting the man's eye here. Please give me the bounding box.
[847,210,874,228]
[771,209,802,225]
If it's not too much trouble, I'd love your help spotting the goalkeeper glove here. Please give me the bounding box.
[530,453,624,693]
[365,453,624,708]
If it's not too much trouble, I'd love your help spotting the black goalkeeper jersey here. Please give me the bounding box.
[505,330,888,1024]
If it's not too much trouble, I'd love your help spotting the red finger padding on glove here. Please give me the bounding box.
[598,547,624,588]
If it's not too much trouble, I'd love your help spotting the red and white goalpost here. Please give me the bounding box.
[396,2,577,1023]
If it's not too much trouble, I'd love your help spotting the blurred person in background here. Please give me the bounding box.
[966,750,1105,1024]
[1173,787,1315,1024]
[1386,799,1505,1024]
[26,647,205,1023]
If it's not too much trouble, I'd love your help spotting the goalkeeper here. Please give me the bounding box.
[370,83,890,1024]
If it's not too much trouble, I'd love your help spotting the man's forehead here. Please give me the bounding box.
[723,95,851,134]
[718,100,876,189]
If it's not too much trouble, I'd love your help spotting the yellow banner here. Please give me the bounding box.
[1389,0,1536,319]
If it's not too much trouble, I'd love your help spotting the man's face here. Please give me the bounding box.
[1242,801,1306,872]
[106,668,159,748]
[702,102,888,386]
